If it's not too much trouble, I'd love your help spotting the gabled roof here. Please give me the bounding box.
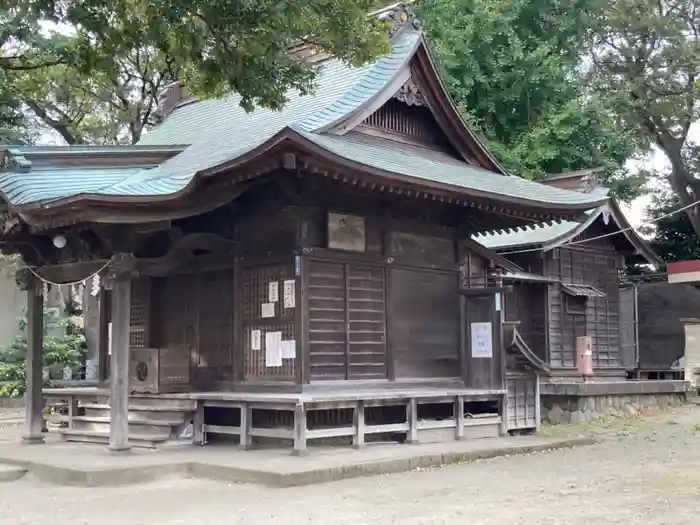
[473,170,663,267]
[0,4,606,224]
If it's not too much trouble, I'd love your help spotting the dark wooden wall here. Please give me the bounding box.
[637,281,700,369]
[125,172,505,390]
[545,223,621,368]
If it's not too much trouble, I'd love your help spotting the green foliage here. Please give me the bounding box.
[640,188,700,263]
[4,0,390,111]
[418,0,644,199]
[586,0,700,235]
[2,0,391,145]
[0,307,86,398]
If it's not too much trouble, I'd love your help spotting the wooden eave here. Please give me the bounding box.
[9,128,601,231]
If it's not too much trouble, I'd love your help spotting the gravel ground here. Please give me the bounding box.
[1,405,700,525]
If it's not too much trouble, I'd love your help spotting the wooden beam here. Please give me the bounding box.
[16,270,45,444]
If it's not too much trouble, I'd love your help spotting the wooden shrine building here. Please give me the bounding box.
[473,170,688,424]
[0,5,611,453]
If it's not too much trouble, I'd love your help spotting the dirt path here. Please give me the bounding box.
[1,406,700,525]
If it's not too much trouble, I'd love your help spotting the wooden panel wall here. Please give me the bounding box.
[242,263,296,381]
[390,268,460,378]
[307,260,387,381]
[546,237,621,368]
[150,270,235,385]
[198,269,235,382]
[504,283,547,361]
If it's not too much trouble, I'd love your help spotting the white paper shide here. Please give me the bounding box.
[261,302,275,318]
[268,281,279,303]
[251,329,261,351]
[281,340,296,359]
[283,279,295,309]
[470,322,493,358]
[265,331,282,367]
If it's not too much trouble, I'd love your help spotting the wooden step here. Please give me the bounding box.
[59,429,171,449]
[69,416,178,438]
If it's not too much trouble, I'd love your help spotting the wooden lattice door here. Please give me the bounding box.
[307,261,387,381]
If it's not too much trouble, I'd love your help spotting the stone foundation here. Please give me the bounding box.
[541,392,687,424]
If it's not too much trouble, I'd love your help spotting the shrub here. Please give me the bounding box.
[0,306,86,398]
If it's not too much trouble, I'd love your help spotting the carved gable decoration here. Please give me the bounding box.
[393,77,425,107]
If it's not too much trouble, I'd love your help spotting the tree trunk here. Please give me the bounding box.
[660,144,700,240]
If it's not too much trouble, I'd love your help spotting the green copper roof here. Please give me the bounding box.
[473,188,611,249]
[299,132,605,207]
[0,26,606,215]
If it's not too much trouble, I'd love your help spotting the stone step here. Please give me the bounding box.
[69,417,176,438]
[82,404,189,423]
[59,429,170,449]
[0,464,27,482]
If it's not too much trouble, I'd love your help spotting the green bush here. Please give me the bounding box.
[0,306,86,398]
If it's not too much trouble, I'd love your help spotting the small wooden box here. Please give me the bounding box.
[129,347,191,394]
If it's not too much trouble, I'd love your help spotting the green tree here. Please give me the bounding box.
[5,0,390,112]
[418,0,643,198]
[640,187,700,263]
[587,0,700,236]
[12,48,177,145]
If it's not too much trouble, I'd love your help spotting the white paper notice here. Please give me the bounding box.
[251,329,261,351]
[283,279,295,309]
[470,322,493,358]
[268,281,279,303]
[261,302,275,318]
[265,331,282,367]
[281,340,296,359]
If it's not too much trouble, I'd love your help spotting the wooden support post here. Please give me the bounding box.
[292,402,308,456]
[104,255,136,453]
[353,400,365,449]
[17,270,45,444]
[406,398,418,444]
[193,403,205,446]
[97,288,110,385]
[455,395,465,441]
[534,374,541,433]
[68,395,79,430]
[499,393,508,436]
[238,403,251,450]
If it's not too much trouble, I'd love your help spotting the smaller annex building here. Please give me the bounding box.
[474,169,687,424]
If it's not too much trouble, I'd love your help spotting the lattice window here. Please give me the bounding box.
[243,263,296,380]
[362,99,450,146]
[129,277,150,349]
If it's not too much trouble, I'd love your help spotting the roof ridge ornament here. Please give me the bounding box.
[374,2,420,38]
[290,2,420,64]
[0,149,31,173]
